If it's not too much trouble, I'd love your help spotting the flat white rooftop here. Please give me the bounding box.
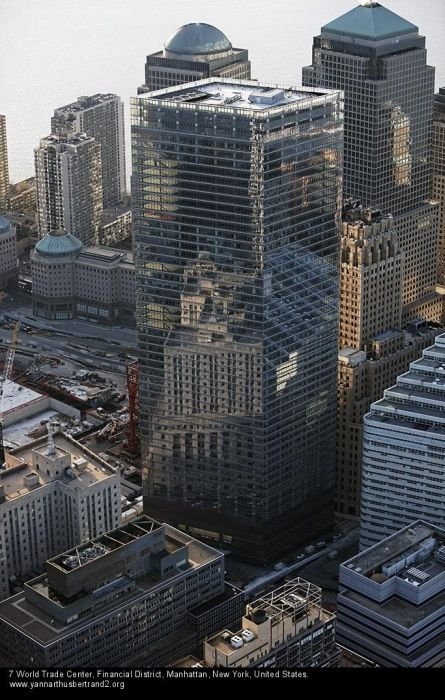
[145,79,328,112]
[1,379,44,414]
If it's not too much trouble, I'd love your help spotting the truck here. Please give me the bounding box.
[304,545,316,555]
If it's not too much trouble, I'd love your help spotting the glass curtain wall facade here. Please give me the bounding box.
[132,79,343,561]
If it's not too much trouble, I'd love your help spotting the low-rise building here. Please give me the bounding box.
[7,177,37,217]
[98,206,131,247]
[204,578,339,668]
[31,229,135,326]
[0,515,225,667]
[0,429,120,600]
[337,520,445,667]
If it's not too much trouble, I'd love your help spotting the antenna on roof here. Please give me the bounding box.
[46,422,56,456]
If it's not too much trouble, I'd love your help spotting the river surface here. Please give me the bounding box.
[1,0,444,183]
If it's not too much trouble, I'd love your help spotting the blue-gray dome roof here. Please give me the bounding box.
[35,229,83,257]
[0,215,11,234]
[164,23,232,56]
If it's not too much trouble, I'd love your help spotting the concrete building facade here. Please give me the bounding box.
[204,578,339,668]
[98,206,132,247]
[31,229,135,326]
[0,430,120,601]
[52,94,126,207]
[337,521,445,667]
[0,215,17,290]
[360,334,445,549]
[35,133,102,246]
[336,202,442,517]
[139,23,250,94]
[132,78,343,562]
[0,516,225,667]
[0,116,9,208]
[7,177,37,217]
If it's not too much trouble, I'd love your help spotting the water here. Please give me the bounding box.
[1,0,444,183]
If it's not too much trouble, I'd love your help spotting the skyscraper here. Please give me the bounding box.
[360,333,445,549]
[132,78,342,561]
[139,23,251,94]
[52,94,126,207]
[303,2,440,317]
[304,2,443,520]
[0,116,9,208]
[433,88,445,285]
[35,133,103,245]
[336,202,441,517]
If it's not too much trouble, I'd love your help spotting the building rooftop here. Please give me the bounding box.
[342,585,445,630]
[1,432,115,501]
[206,578,332,658]
[35,229,83,258]
[164,23,231,56]
[0,519,223,646]
[141,79,329,114]
[343,521,445,584]
[0,380,43,417]
[322,2,418,41]
[101,205,131,225]
[53,94,119,115]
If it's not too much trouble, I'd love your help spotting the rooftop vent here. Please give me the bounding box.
[23,473,40,490]
[230,635,244,649]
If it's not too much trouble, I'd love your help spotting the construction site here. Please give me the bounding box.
[0,318,142,511]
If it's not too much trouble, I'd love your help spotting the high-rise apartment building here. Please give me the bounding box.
[336,202,441,517]
[132,78,342,562]
[139,23,250,94]
[303,2,440,318]
[0,429,120,601]
[0,516,225,667]
[35,133,102,246]
[204,578,339,668]
[338,521,445,667]
[433,88,445,285]
[52,94,126,207]
[0,115,9,207]
[360,333,445,549]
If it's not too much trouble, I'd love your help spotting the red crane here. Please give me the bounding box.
[126,361,139,454]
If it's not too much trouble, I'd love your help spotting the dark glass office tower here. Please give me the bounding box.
[303,2,439,312]
[132,79,343,561]
[303,2,433,215]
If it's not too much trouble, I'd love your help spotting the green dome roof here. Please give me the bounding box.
[0,215,12,234]
[322,3,418,41]
[35,229,83,257]
[165,23,231,56]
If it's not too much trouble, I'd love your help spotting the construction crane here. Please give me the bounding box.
[126,361,139,454]
[0,321,21,464]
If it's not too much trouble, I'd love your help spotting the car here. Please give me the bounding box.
[274,562,286,571]
[315,540,326,549]
[296,553,305,560]
[333,533,342,541]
